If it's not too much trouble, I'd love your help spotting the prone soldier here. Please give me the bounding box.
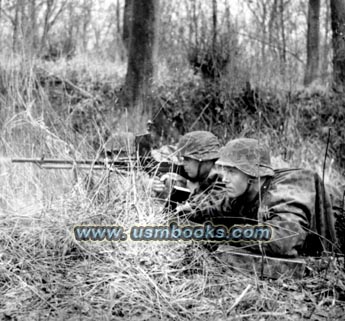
[187,138,344,258]
[151,131,225,215]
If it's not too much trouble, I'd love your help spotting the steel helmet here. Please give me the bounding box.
[216,138,274,177]
[177,131,220,161]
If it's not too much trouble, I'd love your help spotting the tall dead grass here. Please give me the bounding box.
[1,55,345,320]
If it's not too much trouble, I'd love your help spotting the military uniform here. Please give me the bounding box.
[164,131,222,213]
[190,168,341,257]
[188,138,343,258]
[177,131,220,164]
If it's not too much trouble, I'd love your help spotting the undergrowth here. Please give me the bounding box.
[1,55,345,320]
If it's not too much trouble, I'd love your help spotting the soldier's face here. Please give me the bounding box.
[220,166,250,197]
[182,157,200,178]
[182,157,214,179]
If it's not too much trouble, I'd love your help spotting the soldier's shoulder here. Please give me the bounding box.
[271,168,318,190]
[273,168,317,179]
[274,168,314,175]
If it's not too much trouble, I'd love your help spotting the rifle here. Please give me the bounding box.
[11,156,185,177]
[11,133,187,178]
[11,157,135,170]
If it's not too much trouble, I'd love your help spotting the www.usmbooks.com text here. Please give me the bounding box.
[73,222,272,242]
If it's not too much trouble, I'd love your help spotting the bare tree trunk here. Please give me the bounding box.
[93,26,101,51]
[321,0,330,80]
[123,0,158,115]
[40,0,67,54]
[116,0,121,35]
[330,0,345,92]
[279,0,286,74]
[19,0,26,52]
[82,0,92,52]
[29,0,37,54]
[212,0,217,56]
[304,0,320,86]
[261,1,267,66]
[0,0,2,49]
[123,0,132,50]
[13,0,19,52]
[268,0,277,46]
[41,0,53,53]
[192,0,198,46]
[268,0,279,58]
[225,1,231,34]
[66,2,75,56]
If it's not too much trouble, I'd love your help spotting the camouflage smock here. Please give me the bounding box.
[188,168,341,258]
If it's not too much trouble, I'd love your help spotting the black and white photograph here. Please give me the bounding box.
[1,0,345,320]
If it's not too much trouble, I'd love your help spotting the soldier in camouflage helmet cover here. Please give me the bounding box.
[215,138,274,178]
[176,131,220,181]
[177,131,220,162]
[152,131,224,213]
[189,137,343,258]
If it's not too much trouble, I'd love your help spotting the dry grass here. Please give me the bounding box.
[1,56,345,321]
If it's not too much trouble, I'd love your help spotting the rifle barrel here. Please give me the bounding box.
[10,157,180,176]
[11,158,133,166]
[40,164,130,171]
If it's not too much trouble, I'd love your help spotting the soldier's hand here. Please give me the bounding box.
[175,203,192,215]
[160,172,187,189]
[151,176,167,194]
[150,173,187,197]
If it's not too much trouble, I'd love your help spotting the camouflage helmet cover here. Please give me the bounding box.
[216,138,274,177]
[177,131,220,161]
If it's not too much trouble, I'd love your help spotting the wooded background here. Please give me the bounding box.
[0,0,345,170]
[1,2,345,320]
[1,0,344,87]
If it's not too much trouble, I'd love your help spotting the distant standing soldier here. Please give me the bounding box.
[190,138,343,258]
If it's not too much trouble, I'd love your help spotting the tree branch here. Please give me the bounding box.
[0,6,15,25]
[237,30,304,64]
